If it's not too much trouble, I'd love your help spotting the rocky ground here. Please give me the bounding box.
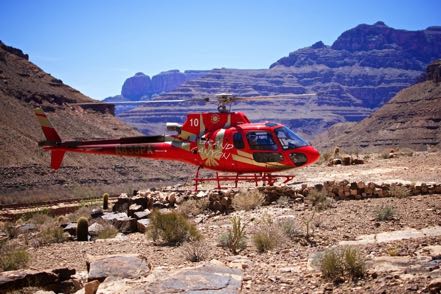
[1,151,441,293]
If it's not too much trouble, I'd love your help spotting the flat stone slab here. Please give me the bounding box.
[339,226,441,246]
[94,261,243,294]
[147,261,243,293]
[87,254,150,282]
[101,212,137,233]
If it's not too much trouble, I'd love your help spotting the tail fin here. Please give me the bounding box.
[50,150,65,170]
[34,108,62,143]
[35,108,65,169]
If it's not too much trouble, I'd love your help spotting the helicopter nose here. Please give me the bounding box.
[307,146,320,164]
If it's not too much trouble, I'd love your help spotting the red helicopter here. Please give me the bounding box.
[35,93,320,190]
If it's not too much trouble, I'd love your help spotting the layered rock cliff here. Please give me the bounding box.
[119,22,441,137]
[314,60,441,151]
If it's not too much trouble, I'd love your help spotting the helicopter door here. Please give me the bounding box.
[233,132,245,149]
[245,131,283,163]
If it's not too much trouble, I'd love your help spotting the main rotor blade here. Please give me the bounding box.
[233,93,316,101]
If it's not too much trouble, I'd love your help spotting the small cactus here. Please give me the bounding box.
[103,193,109,210]
[77,217,89,241]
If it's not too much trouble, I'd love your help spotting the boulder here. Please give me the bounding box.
[134,209,150,220]
[0,267,75,292]
[101,213,137,233]
[136,219,150,233]
[63,223,77,236]
[87,254,150,282]
[128,204,143,217]
[88,223,105,237]
[427,277,441,293]
[112,195,131,213]
[91,208,103,219]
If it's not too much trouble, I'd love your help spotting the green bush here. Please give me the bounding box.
[219,216,247,255]
[77,217,89,241]
[232,190,265,211]
[0,242,29,271]
[375,206,395,221]
[319,246,366,282]
[147,210,200,245]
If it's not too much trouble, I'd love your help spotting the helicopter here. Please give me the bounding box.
[35,93,320,190]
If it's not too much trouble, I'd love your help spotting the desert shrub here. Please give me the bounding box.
[181,240,207,262]
[2,222,18,239]
[103,193,109,210]
[232,189,265,211]
[301,211,317,240]
[147,210,200,245]
[306,189,332,211]
[219,216,247,255]
[319,246,366,282]
[0,242,29,271]
[27,211,53,225]
[68,206,93,222]
[342,247,366,280]
[375,205,395,221]
[389,185,410,198]
[37,223,66,245]
[97,224,118,239]
[252,215,284,253]
[320,249,344,281]
[20,209,50,222]
[380,152,390,159]
[279,218,302,240]
[178,198,209,217]
[77,217,89,241]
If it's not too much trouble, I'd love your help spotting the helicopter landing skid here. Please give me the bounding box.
[193,167,295,191]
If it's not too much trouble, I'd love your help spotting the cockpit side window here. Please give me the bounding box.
[246,131,278,150]
[275,127,309,149]
[233,132,245,149]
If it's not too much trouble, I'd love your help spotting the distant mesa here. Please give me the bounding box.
[115,21,441,137]
[111,70,207,102]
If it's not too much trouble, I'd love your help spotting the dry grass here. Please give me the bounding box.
[181,240,207,262]
[232,189,265,211]
[252,215,285,253]
[389,185,410,198]
[96,224,118,239]
[319,246,366,282]
[177,198,209,217]
[0,241,29,271]
[306,188,333,211]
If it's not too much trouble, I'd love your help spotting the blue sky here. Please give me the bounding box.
[1,0,440,99]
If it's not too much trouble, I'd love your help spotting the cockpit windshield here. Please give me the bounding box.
[275,127,309,149]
